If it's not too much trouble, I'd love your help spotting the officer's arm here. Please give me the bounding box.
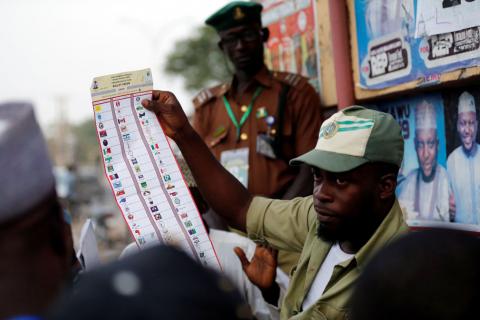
[142,90,251,231]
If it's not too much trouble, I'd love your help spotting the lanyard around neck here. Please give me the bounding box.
[222,86,263,140]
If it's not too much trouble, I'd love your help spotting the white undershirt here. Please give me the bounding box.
[302,242,354,310]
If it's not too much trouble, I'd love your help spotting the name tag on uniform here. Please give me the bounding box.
[256,134,277,159]
[220,148,249,187]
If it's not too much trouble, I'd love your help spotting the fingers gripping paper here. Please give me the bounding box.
[91,69,220,269]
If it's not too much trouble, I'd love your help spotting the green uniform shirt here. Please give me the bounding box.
[246,196,408,320]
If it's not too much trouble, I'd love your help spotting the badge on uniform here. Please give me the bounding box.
[256,134,277,159]
[220,148,249,187]
[212,125,226,138]
[256,107,268,119]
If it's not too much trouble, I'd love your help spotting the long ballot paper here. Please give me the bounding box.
[91,69,220,269]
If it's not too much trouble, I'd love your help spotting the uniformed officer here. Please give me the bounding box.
[193,1,322,200]
[194,1,323,275]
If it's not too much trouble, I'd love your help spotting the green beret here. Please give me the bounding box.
[205,1,263,32]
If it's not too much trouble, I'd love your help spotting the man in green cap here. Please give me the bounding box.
[142,90,408,319]
[194,0,323,275]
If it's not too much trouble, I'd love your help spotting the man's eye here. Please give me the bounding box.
[222,38,236,44]
[242,30,258,40]
[336,178,347,185]
[313,173,323,183]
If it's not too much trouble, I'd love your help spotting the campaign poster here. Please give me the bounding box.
[355,0,480,89]
[443,86,480,228]
[371,90,480,232]
[261,0,322,92]
[415,0,480,37]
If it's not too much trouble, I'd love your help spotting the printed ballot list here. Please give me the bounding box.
[91,69,220,269]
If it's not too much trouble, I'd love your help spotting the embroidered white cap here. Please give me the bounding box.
[415,100,437,130]
[458,91,476,114]
[291,106,404,172]
[0,103,55,223]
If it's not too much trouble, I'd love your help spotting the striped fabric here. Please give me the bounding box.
[316,114,375,157]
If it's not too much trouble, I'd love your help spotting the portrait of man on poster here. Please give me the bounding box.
[447,91,480,225]
[398,100,450,221]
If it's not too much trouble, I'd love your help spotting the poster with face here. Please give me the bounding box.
[261,0,321,92]
[372,95,450,224]
[371,88,480,231]
[443,87,480,226]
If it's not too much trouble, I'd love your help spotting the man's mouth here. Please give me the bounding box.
[234,55,251,62]
[315,207,338,223]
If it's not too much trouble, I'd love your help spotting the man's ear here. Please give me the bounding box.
[261,27,269,42]
[378,173,397,200]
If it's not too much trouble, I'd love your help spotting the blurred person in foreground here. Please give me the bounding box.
[142,90,408,319]
[48,245,251,320]
[447,91,480,224]
[0,103,74,319]
[349,229,480,320]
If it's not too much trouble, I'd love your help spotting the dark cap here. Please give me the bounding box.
[48,245,252,320]
[205,1,263,32]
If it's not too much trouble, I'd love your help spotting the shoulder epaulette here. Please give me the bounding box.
[192,84,227,109]
[272,71,308,89]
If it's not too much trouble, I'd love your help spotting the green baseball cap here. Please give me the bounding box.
[291,106,404,172]
[205,1,263,32]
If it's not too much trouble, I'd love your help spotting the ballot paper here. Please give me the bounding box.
[91,69,220,269]
[77,218,101,271]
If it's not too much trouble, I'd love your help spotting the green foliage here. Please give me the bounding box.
[164,26,232,92]
[72,119,100,165]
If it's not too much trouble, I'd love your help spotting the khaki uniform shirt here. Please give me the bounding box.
[246,196,408,320]
[192,66,322,199]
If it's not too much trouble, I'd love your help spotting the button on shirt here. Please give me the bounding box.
[246,196,408,320]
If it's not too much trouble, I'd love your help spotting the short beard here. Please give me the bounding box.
[421,163,437,183]
[316,223,340,243]
[316,197,380,246]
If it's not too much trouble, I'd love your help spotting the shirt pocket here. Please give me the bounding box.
[310,302,348,320]
[256,116,294,159]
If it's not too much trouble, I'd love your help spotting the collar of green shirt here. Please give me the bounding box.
[304,199,407,298]
[290,199,407,319]
[353,199,408,269]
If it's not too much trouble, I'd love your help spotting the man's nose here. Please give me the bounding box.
[234,38,245,50]
[419,146,427,158]
[314,182,333,203]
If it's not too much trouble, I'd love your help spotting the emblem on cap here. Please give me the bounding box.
[234,7,245,20]
[320,121,338,139]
